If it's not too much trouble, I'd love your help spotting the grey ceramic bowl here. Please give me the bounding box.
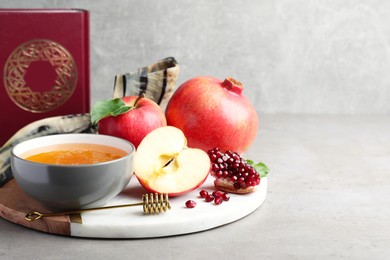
[11,133,135,210]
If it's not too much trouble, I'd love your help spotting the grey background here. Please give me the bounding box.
[1,0,390,114]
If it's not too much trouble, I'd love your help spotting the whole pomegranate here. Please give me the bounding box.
[165,76,258,154]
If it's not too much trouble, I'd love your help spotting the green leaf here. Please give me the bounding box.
[246,159,254,165]
[91,98,131,125]
[247,159,270,178]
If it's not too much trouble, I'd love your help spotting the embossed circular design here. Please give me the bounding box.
[3,39,78,113]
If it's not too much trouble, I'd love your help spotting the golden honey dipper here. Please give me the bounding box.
[25,193,171,221]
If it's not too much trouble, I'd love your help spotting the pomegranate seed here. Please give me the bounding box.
[205,195,214,202]
[212,154,219,162]
[226,151,233,157]
[222,192,230,201]
[185,200,196,208]
[216,170,223,178]
[214,196,223,205]
[212,190,224,198]
[199,189,209,198]
[222,170,229,178]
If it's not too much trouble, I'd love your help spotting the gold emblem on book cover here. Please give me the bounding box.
[3,39,78,113]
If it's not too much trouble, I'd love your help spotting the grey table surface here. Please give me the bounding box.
[1,114,389,260]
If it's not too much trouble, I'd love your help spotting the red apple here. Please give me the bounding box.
[134,126,211,196]
[165,76,258,154]
[97,96,166,148]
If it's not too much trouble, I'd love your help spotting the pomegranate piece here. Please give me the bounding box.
[208,147,261,194]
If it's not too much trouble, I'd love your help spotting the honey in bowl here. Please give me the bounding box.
[22,143,128,165]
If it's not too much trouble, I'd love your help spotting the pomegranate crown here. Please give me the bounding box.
[222,77,244,95]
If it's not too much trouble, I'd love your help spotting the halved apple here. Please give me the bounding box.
[134,126,211,196]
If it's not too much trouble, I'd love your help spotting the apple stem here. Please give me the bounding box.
[133,92,145,107]
[222,77,244,95]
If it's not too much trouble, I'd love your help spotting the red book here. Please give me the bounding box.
[0,9,90,146]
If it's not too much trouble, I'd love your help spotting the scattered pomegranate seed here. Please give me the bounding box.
[222,192,230,201]
[199,189,209,198]
[214,196,223,205]
[205,195,214,202]
[212,190,224,198]
[185,200,196,208]
[189,189,231,208]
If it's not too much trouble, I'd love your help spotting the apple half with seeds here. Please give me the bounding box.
[134,126,211,196]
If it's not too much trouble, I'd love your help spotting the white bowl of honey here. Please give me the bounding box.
[11,133,135,210]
